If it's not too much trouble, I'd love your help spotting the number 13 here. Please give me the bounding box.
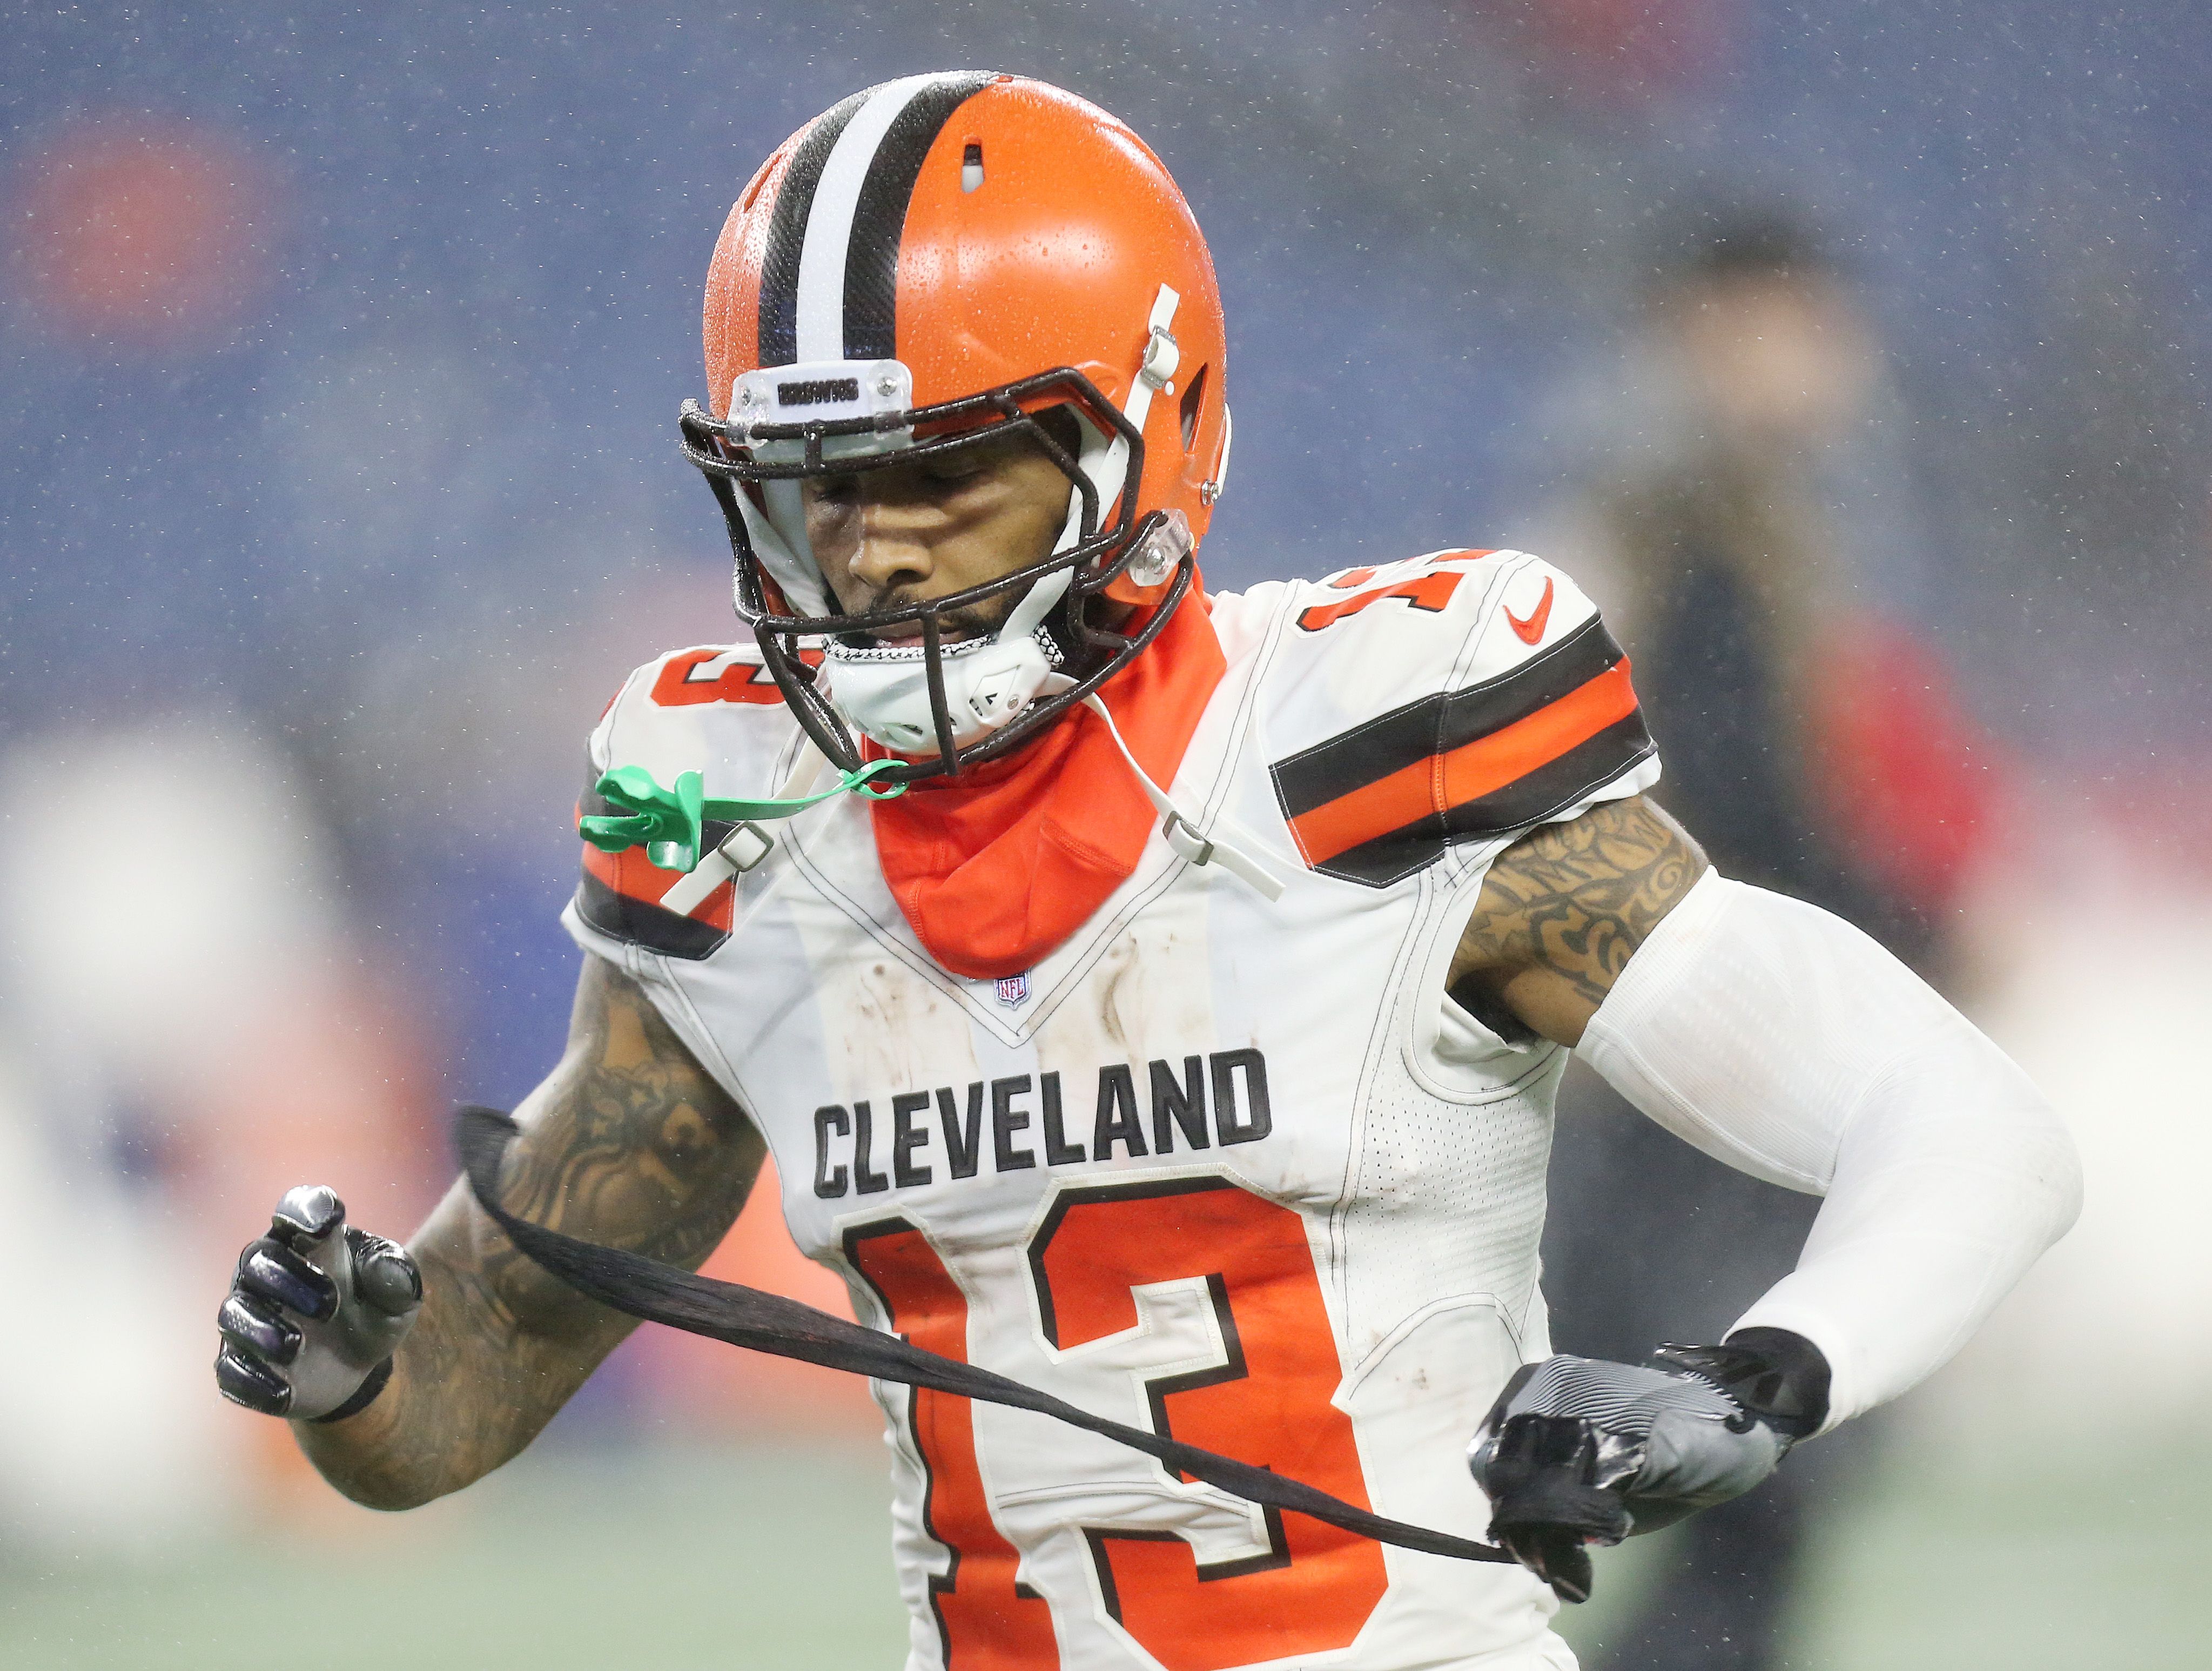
[845,1178,1388,1671]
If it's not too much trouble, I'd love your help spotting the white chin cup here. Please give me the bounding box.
[819,628,1073,755]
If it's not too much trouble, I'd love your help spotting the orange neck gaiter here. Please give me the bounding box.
[870,593,1227,980]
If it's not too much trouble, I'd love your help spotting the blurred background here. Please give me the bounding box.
[3,3,2207,1667]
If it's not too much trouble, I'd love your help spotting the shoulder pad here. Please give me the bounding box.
[1262,549,1657,887]
[575,643,806,960]
[587,643,800,776]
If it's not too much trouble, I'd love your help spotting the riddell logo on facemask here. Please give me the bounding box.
[811,1051,1271,1198]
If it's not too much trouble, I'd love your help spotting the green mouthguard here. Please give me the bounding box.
[578,759,906,874]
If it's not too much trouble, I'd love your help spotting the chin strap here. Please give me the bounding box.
[1078,693,1284,901]
[1122,283,1182,436]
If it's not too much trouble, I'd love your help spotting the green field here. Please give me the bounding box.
[4,1431,2201,1669]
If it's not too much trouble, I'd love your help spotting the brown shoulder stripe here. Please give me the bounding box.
[1269,619,1654,887]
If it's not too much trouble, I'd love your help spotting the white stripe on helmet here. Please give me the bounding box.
[792,74,943,364]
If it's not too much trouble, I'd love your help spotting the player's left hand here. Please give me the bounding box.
[1467,1345,1807,1603]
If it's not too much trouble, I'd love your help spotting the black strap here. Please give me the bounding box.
[456,1105,1511,1567]
[308,1353,394,1424]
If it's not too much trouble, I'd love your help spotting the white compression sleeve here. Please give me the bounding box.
[1574,870,2081,1431]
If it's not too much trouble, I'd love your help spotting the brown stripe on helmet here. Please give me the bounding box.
[840,71,997,361]
[757,88,869,368]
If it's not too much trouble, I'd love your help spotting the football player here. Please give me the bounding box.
[216,73,2080,1670]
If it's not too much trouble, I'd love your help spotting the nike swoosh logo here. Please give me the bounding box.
[1505,577,1555,645]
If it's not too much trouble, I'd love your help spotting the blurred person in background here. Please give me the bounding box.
[0,722,441,1545]
[1532,206,2007,1670]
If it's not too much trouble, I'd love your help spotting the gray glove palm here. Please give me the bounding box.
[216,1186,422,1421]
[1467,1344,1813,1602]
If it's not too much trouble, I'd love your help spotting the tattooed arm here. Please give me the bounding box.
[297,956,762,1509]
[1448,795,1708,1048]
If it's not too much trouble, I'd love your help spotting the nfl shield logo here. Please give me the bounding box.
[994,971,1030,1008]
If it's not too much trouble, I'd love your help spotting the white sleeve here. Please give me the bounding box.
[1573,870,2082,1431]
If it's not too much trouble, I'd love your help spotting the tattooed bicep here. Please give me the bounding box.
[564,955,748,1144]
[1447,796,1709,1040]
[482,957,764,1328]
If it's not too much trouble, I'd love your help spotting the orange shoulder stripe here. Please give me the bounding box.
[1287,659,1639,867]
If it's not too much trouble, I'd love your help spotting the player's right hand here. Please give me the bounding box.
[216,1186,422,1421]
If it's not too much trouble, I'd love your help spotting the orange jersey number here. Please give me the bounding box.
[650,648,789,707]
[846,1219,1062,1671]
[1296,549,1494,633]
[850,1179,1387,1671]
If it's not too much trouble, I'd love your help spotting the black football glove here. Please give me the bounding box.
[216,1186,422,1421]
[1467,1330,1830,1603]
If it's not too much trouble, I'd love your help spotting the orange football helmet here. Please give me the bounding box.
[677,71,1232,779]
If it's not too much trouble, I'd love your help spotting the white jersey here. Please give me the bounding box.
[566,548,1658,1671]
